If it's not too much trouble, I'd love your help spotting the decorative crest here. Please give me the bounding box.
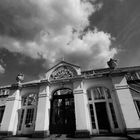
[49,65,77,80]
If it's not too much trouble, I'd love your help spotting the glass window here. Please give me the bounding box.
[109,103,118,128]
[87,90,92,101]
[0,106,5,123]
[93,87,105,100]
[89,104,96,129]
[134,100,140,118]
[28,94,37,106]
[18,109,24,130]
[22,97,27,106]
[54,89,72,96]
[25,108,34,127]
[22,93,37,106]
[87,87,111,100]
[104,88,111,99]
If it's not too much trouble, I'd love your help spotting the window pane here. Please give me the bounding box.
[18,109,24,130]
[22,94,37,106]
[54,89,72,96]
[25,108,34,127]
[23,97,27,106]
[104,88,111,99]
[135,100,140,118]
[109,103,118,128]
[87,90,92,101]
[93,87,105,100]
[0,106,5,123]
[52,99,63,125]
[89,104,96,129]
[28,94,37,105]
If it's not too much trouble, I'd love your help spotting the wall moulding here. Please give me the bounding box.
[73,89,84,94]
[113,85,129,91]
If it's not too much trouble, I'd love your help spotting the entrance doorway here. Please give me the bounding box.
[18,107,36,135]
[50,89,76,134]
[17,93,37,135]
[87,87,119,134]
[95,102,110,133]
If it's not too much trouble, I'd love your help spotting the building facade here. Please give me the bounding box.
[0,61,140,137]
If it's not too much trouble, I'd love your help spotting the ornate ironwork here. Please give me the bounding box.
[50,66,77,80]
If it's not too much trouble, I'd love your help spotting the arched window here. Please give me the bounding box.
[49,65,77,81]
[53,88,72,96]
[87,87,111,101]
[22,93,37,106]
[87,87,118,133]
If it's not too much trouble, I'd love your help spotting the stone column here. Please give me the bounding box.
[73,80,91,137]
[0,85,21,136]
[34,85,50,137]
[112,75,140,132]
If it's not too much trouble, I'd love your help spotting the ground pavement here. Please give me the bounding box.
[0,136,131,140]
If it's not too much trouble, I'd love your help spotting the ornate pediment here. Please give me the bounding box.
[49,65,77,81]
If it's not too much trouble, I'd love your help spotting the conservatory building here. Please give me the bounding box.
[0,60,140,137]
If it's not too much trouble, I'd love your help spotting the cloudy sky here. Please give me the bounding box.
[0,0,139,85]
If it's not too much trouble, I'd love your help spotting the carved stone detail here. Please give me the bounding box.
[49,65,77,81]
[107,58,118,69]
[16,73,24,83]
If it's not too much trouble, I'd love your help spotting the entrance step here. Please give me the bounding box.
[49,134,67,140]
[127,134,140,140]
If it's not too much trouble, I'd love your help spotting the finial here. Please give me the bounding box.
[62,55,65,61]
[16,73,24,84]
[107,58,118,69]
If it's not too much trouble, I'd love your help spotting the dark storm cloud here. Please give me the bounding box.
[0,48,46,85]
[0,0,116,68]
[89,0,140,37]
[0,0,43,41]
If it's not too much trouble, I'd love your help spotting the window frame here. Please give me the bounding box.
[134,99,140,119]
[0,105,5,124]
[87,86,119,133]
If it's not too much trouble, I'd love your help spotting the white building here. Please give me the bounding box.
[0,60,140,137]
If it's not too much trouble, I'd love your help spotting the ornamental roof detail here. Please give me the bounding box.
[44,61,81,81]
[49,65,77,81]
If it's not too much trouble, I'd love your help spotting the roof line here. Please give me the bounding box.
[46,60,80,73]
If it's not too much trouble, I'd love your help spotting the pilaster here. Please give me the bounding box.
[0,85,21,136]
[73,80,91,137]
[34,85,50,138]
[112,75,140,132]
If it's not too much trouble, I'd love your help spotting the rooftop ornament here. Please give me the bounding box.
[107,58,118,69]
[16,73,24,84]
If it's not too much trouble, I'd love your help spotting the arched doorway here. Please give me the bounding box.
[50,88,76,134]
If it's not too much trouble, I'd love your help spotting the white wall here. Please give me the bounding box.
[1,89,21,135]
[112,76,140,129]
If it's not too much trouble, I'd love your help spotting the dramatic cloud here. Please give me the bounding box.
[89,0,140,67]
[0,0,117,70]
